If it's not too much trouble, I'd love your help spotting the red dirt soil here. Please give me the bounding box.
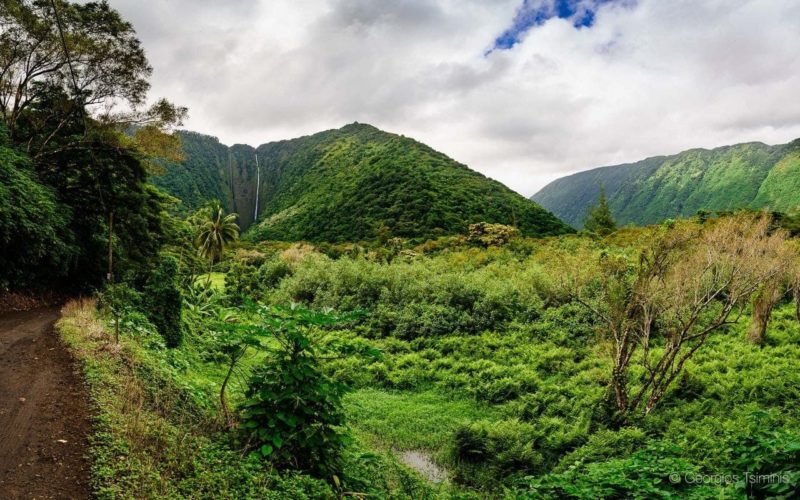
[0,307,91,499]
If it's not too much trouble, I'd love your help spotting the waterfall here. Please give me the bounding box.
[253,153,260,222]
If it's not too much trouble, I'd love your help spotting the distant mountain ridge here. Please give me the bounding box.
[154,123,571,241]
[531,138,800,228]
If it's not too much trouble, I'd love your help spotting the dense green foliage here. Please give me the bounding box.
[54,211,800,497]
[583,188,616,235]
[0,115,171,290]
[58,300,341,499]
[151,132,233,215]
[220,226,800,496]
[0,131,74,289]
[533,139,800,227]
[0,0,184,292]
[155,123,571,240]
[239,307,356,478]
[144,256,183,347]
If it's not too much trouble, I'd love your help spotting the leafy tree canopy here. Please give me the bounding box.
[583,187,617,236]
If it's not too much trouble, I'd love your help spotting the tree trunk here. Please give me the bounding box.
[109,211,119,344]
[644,392,661,416]
[748,283,780,345]
[107,211,114,284]
[794,285,800,323]
[114,312,120,343]
[611,368,629,414]
[220,351,241,430]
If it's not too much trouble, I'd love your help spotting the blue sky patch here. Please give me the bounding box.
[492,0,627,51]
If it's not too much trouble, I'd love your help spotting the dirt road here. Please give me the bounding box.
[0,307,91,499]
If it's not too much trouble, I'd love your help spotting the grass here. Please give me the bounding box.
[194,272,226,291]
[345,388,500,456]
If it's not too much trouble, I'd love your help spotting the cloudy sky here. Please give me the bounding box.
[109,0,800,196]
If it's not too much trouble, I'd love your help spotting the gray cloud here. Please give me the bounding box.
[108,0,800,196]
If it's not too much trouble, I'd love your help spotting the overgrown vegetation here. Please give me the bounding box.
[68,210,797,497]
[4,2,800,498]
[0,0,185,291]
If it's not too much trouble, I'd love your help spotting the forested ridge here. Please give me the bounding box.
[154,123,571,241]
[532,139,800,228]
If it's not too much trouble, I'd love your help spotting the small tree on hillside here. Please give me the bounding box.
[584,188,617,236]
[468,222,519,247]
[561,214,794,417]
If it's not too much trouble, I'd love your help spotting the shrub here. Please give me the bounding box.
[144,256,183,347]
[727,411,800,498]
[257,256,292,289]
[451,419,543,488]
[468,222,519,247]
[225,260,259,303]
[521,442,714,499]
[239,306,366,479]
[97,282,143,342]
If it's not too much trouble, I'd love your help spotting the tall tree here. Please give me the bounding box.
[0,0,185,151]
[0,0,186,288]
[584,187,617,236]
[194,200,239,278]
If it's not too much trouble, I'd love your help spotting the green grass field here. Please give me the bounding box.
[194,272,226,291]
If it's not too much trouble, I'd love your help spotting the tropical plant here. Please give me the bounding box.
[194,200,239,278]
[239,305,374,479]
[206,306,262,429]
[97,282,142,343]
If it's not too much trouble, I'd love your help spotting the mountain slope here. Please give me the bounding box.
[532,139,800,228]
[155,123,571,241]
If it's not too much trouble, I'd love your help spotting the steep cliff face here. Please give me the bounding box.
[227,144,260,230]
[151,133,263,230]
[154,123,571,240]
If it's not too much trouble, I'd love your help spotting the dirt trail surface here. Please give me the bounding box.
[0,307,91,499]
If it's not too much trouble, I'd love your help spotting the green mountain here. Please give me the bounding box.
[154,123,571,241]
[531,138,800,228]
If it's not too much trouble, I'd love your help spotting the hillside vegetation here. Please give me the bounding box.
[155,124,571,240]
[532,139,800,227]
[59,214,800,498]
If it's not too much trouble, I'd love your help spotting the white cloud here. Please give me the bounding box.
[108,0,800,196]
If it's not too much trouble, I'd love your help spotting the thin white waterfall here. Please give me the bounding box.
[253,153,260,221]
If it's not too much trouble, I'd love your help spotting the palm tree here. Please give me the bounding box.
[194,200,239,281]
